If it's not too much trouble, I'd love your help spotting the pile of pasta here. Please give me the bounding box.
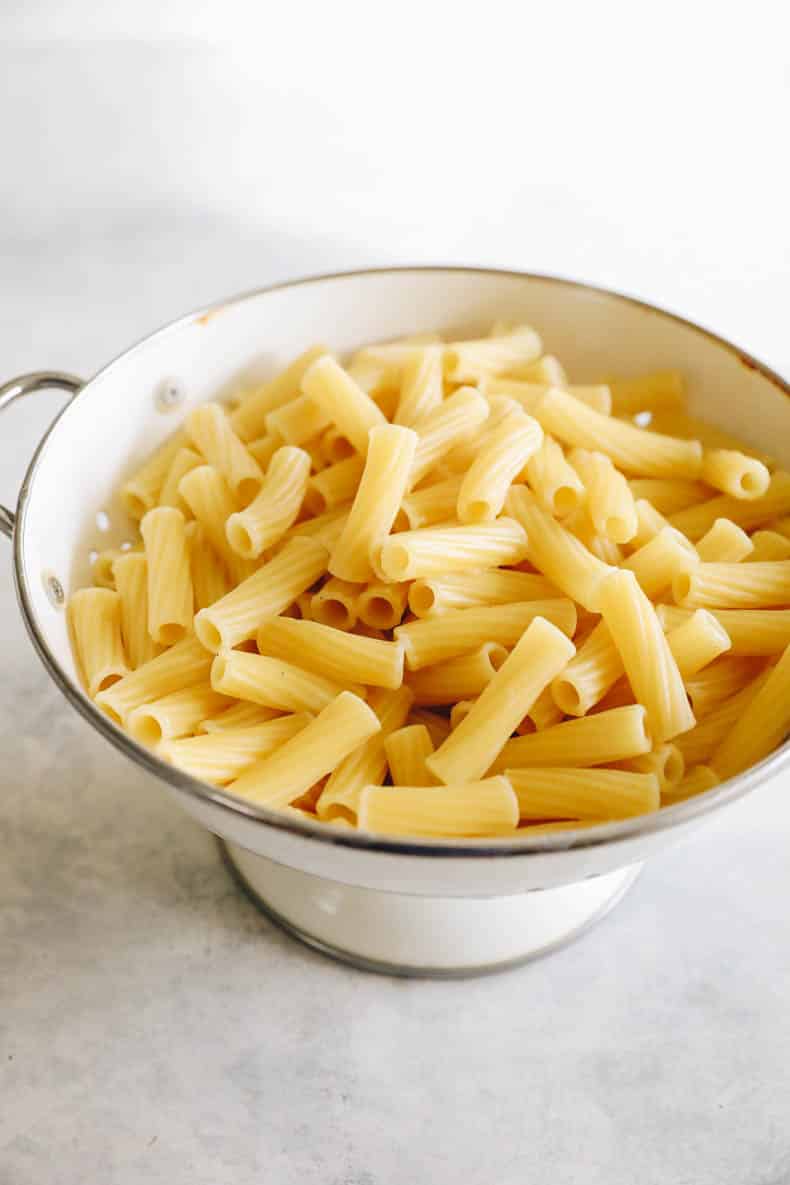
[67,323,790,838]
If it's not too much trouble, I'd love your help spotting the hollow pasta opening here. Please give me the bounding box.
[663,747,685,787]
[552,486,579,517]
[314,598,352,630]
[363,596,398,629]
[226,519,255,559]
[156,623,188,646]
[408,584,435,616]
[381,542,411,579]
[129,713,164,746]
[195,615,223,653]
[551,679,581,716]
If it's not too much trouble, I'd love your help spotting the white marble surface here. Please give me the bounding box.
[2,13,790,1184]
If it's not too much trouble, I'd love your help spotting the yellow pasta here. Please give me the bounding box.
[301,354,386,454]
[198,701,282,732]
[711,643,790,779]
[395,599,577,670]
[696,518,753,563]
[627,479,711,517]
[356,581,409,630]
[457,409,543,523]
[439,395,520,476]
[444,325,542,383]
[185,402,264,506]
[119,431,186,519]
[224,445,310,559]
[506,486,613,611]
[426,617,575,784]
[68,587,129,697]
[661,764,719,805]
[563,510,624,566]
[210,650,353,713]
[748,530,790,562]
[393,347,444,426]
[674,669,771,766]
[407,643,508,706]
[91,548,127,590]
[684,655,760,718]
[228,691,380,808]
[490,705,652,772]
[701,448,770,500]
[524,435,586,518]
[193,536,328,652]
[550,620,623,716]
[329,424,418,582]
[614,744,685,792]
[246,432,285,472]
[265,394,332,446]
[569,448,638,543]
[408,568,559,617]
[630,499,671,549]
[112,552,159,669]
[140,507,193,646]
[485,376,612,416]
[127,681,228,746]
[673,561,790,610]
[407,708,452,748]
[286,505,350,548]
[158,446,203,513]
[230,345,328,442]
[161,713,312,784]
[178,464,253,587]
[507,767,660,820]
[407,386,490,487]
[310,577,360,631]
[536,388,703,478]
[599,569,694,743]
[358,777,519,837]
[508,353,568,385]
[257,616,405,689]
[185,520,230,610]
[384,724,436,786]
[664,609,731,677]
[657,604,790,657]
[376,519,528,583]
[319,425,355,465]
[525,685,564,732]
[621,526,699,598]
[95,635,213,724]
[648,409,776,470]
[315,686,413,821]
[607,371,685,416]
[304,454,365,516]
[669,472,790,540]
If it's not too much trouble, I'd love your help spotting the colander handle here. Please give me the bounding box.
[0,371,84,540]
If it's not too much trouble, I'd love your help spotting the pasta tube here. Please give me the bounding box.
[684,655,760,718]
[301,354,386,453]
[408,386,490,487]
[266,394,332,445]
[408,568,559,617]
[524,436,586,518]
[397,475,464,531]
[140,507,194,645]
[673,561,790,609]
[395,599,577,670]
[225,446,310,558]
[701,448,770,500]
[393,347,443,426]
[158,446,203,513]
[198,701,282,732]
[669,472,790,540]
[185,520,230,610]
[127,681,228,745]
[310,577,360,631]
[507,767,660,820]
[536,388,703,478]
[356,581,409,630]
[315,686,413,820]
[194,537,328,652]
[161,714,312,784]
[257,616,405,689]
[615,743,685,791]
[426,617,575,784]
[457,409,543,523]
[664,609,731,677]
[627,479,710,516]
[661,764,719,805]
[551,621,623,716]
[178,464,254,586]
[443,326,542,382]
[657,605,790,657]
[112,552,159,669]
[329,424,417,582]
[568,449,638,543]
[211,650,354,713]
[119,430,186,519]
[376,519,528,582]
[358,777,519,837]
[384,724,436,785]
[607,371,685,416]
[696,518,753,563]
[304,455,365,516]
[229,345,328,442]
[599,569,695,742]
[674,670,771,765]
[95,635,213,724]
[228,691,380,808]
[489,705,652,772]
[711,643,790,779]
[68,588,129,697]
[621,526,699,598]
[748,531,790,562]
[408,708,452,747]
[185,402,264,505]
[506,486,613,611]
[407,642,508,706]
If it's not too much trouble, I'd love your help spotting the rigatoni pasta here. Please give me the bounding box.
[68,318,790,837]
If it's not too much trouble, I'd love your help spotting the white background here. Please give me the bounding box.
[1,5,789,1183]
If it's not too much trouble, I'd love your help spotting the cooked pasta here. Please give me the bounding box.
[68,319,790,838]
